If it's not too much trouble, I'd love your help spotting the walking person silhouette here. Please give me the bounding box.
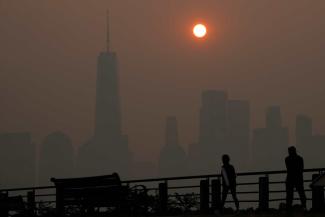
[220,154,239,212]
[285,146,307,210]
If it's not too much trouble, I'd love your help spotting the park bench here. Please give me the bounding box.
[51,173,148,216]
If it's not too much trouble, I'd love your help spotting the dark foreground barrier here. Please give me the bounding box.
[0,168,324,216]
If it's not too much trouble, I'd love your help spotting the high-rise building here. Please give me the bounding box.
[0,133,35,188]
[296,114,313,149]
[308,135,325,168]
[95,51,121,143]
[253,106,289,170]
[295,114,325,168]
[78,13,129,177]
[39,132,74,185]
[227,100,250,171]
[189,91,251,174]
[266,106,282,129]
[159,116,187,177]
[197,90,228,174]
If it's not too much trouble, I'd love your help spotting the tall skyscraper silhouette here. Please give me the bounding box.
[78,13,129,177]
[197,90,228,174]
[227,100,250,170]
[95,33,121,143]
[159,116,187,177]
[253,106,289,170]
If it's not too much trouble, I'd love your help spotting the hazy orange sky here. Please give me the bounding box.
[1,0,325,162]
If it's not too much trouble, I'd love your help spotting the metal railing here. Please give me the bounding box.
[1,168,324,215]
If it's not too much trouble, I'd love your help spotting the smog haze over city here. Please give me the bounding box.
[1,0,325,187]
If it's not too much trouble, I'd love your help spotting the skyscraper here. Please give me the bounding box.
[198,90,228,174]
[266,106,282,129]
[78,13,129,177]
[189,90,251,174]
[253,106,289,170]
[95,49,121,144]
[296,114,313,149]
[159,116,187,177]
[295,114,325,168]
[227,100,250,170]
[39,132,74,185]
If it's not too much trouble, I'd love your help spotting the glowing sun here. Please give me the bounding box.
[193,24,207,38]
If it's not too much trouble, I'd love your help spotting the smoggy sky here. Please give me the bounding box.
[1,0,325,162]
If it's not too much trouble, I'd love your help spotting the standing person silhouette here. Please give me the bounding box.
[285,146,306,209]
[220,154,239,212]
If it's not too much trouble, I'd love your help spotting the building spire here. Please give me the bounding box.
[106,10,110,53]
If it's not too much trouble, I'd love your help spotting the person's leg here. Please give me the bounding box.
[230,186,239,211]
[296,182,306,208]
[286,181,294,210]
[221,185,229,210]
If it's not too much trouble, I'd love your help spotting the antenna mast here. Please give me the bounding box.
[106,10,110,53]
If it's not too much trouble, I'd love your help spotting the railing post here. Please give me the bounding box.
[56,186,64,217]
[200,179,209,213]
[211,179,221,210]
[0,191,8,217]
[312,174,325,211]
[27,191,35,216]
[159,182,168,214]
[259,176,269,211]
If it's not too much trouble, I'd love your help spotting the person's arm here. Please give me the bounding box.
[222,167,230,187]
[285,157,289,170]
[232,165,237,178]
[300,157,304,173]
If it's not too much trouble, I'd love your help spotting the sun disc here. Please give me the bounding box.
[193,24,207,38]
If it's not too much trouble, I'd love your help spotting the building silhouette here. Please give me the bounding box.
[226,100,250,171]
[197,90,228,174]
[0,132,35,188]
[296,114,325,168]
[39,132,74,185]
[189,90,251,174]
[188,142,199,173]
[78,14,130,177]
[308,135,325,167]
[296,114,313,144]
[252,106,289,170]
[159,116,187,177]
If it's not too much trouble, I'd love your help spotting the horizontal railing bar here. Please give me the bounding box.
[225,200,259,203]
[168,185,200,190]
[236,191,259,194]
[35,200,56,204]
[222,197,312,203]
[35,194,56,197]
[0,185,54,192]
[236,182,259,186]
[123,168,325,184]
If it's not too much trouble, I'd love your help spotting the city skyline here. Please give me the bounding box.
[1,1,325,181]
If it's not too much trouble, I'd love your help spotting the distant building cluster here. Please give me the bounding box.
[187,91,250,175]
[160,95,325,176]
[1,30,324,188]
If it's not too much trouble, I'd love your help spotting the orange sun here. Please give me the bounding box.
[193,23,207,38]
